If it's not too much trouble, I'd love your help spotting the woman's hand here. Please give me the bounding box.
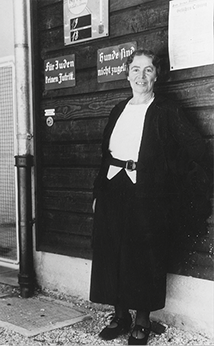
[92,199,97,213]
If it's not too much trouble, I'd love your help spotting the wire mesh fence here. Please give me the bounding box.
[0,61,17,262]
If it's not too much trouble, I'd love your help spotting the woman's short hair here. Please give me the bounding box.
[125,49,161,78]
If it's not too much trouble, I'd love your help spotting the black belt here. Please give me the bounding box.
[107,157,137,171]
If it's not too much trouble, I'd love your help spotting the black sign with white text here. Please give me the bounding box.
[97,42,137,83]
[44,55,75,90]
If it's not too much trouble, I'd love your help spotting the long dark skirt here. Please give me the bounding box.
[90,169,168,312]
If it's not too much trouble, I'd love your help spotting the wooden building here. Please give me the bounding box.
[30,0,213,336]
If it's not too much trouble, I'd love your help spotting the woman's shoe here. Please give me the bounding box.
[99,312,132,340]
[128,323,151,345]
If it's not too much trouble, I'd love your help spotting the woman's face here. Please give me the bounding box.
[127,54,157,95]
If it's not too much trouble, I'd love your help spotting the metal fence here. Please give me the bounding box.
[0,59,18,263]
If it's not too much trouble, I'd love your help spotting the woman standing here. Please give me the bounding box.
[89,49,205,345]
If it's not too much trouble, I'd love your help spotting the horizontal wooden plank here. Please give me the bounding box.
[110,2,168,37]
[168,64,214,82]
[41,91,127,120]
[38,0,61,8]
[43,190,93,213]
[187,108,214,137]
[40,27,63,52]
[42,143,102,166]
[110,1,169,37]
[38,2,62,30]
[161,77,214,108]
[42,210,93,236]
[42,167,98,189]
[110,0,157,12]
[41,117,108,142]
[38,231,92,259]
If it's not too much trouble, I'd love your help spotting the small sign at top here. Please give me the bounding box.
[97,42,137,83]
[44,54,75,90]
[64,0,109,45]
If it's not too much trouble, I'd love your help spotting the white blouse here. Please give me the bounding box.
[107,98,154,183]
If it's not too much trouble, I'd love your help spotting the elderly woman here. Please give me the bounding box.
[89,49,205,345]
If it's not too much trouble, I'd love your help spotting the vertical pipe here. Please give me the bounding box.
[13,0,34,297]
[15,156,34,297]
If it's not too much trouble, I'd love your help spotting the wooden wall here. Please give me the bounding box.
[32,0,214,279]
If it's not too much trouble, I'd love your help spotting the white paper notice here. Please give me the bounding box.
[169,0,214,70]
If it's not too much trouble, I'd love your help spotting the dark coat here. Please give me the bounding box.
[93,95,206,199]
[90,95,209,311]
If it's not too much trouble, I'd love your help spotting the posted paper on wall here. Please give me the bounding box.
[168,0,214,70]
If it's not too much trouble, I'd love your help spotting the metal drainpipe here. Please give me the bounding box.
[13,0,34,298]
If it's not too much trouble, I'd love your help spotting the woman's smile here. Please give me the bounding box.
[136,80,147,86]
[127,54,157,98]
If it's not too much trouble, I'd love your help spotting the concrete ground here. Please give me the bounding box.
[0,266,213,345]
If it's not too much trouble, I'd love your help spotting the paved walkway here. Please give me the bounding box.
[0,266,213,345]
[0,266,90,338]
[0,294,90,337]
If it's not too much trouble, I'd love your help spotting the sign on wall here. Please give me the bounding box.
[169,0,214,70]
[64,0,109,45]
[97,42,137,83]
[44,55,75,90]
